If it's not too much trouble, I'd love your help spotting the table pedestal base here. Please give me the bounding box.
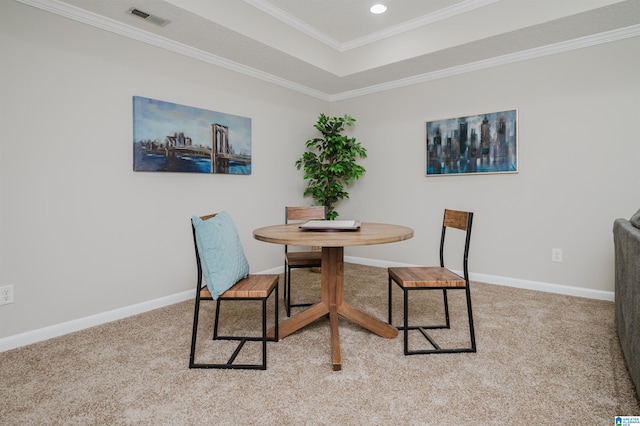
[268,246,398,371]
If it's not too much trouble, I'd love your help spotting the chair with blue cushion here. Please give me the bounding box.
[388,209,476,355]
[189,212,279,370]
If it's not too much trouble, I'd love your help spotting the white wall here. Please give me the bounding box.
[0,1,325,339]
[1,0,639,345]
[332,36,640,293]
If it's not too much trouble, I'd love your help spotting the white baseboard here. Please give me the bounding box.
[0,290,193,353]
[0,258,613,352]
[345,256,615,302]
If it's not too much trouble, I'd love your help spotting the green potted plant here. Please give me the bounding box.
[295,113,367,220]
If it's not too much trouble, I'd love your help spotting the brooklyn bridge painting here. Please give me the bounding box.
[133,96,251,174]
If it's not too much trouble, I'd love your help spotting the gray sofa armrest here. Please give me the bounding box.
[613,218,640,397]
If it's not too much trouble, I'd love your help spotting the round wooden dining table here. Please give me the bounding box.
[253,222,414,371]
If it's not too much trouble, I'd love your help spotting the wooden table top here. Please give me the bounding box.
[253,222,414,247]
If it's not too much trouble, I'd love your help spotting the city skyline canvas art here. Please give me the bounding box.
[426,109,517,176]
[133,96,252,174]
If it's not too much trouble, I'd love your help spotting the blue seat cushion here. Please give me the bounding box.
[192,211,250,299]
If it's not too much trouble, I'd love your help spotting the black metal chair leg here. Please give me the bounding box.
[189,295,201,368]
[403,288,409,355]
[465,286,476,351]
[283,263,289,299]
[388,276,393,325]
[261,298,267,369]
[286,266,291,317]
[213,299,222,339]
[273,284,279,342]
[442,289,451,329]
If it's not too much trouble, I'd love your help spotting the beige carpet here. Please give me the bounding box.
[1,264,638,425]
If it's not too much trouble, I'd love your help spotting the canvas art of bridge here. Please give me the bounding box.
[163,123,251,173]
[132,96,252,174]
[136,123,251,174]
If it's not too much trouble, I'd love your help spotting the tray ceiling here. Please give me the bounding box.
[17,0,640,100]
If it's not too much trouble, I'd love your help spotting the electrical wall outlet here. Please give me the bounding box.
[0,285,14,305]
[551,248,563,263]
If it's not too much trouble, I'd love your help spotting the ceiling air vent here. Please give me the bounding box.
[127,8,170,27]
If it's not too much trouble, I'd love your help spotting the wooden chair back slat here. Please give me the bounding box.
[286,206,326,222]
[443,209,470,231]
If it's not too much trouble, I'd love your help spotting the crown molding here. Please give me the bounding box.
[16,0,640,102]
[242,0,342,51]
[331,23,640,101]
[16,0,331,101]
[244,0,498,52]
[340,0,499,51]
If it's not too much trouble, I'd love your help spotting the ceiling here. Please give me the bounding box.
[18,0,640,100]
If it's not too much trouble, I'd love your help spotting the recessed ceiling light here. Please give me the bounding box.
[370,4,387,14]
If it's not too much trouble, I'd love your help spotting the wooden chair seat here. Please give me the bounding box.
[199,274,278,299]
[388,266,466,288]
[221,275,278,298]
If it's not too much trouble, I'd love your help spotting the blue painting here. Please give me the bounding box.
[426,109,517,176]
[133,96,251,174]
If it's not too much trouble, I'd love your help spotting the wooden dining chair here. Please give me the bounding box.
[388,209,476,355]
[283,206,326,317]
[189,212,279,370]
